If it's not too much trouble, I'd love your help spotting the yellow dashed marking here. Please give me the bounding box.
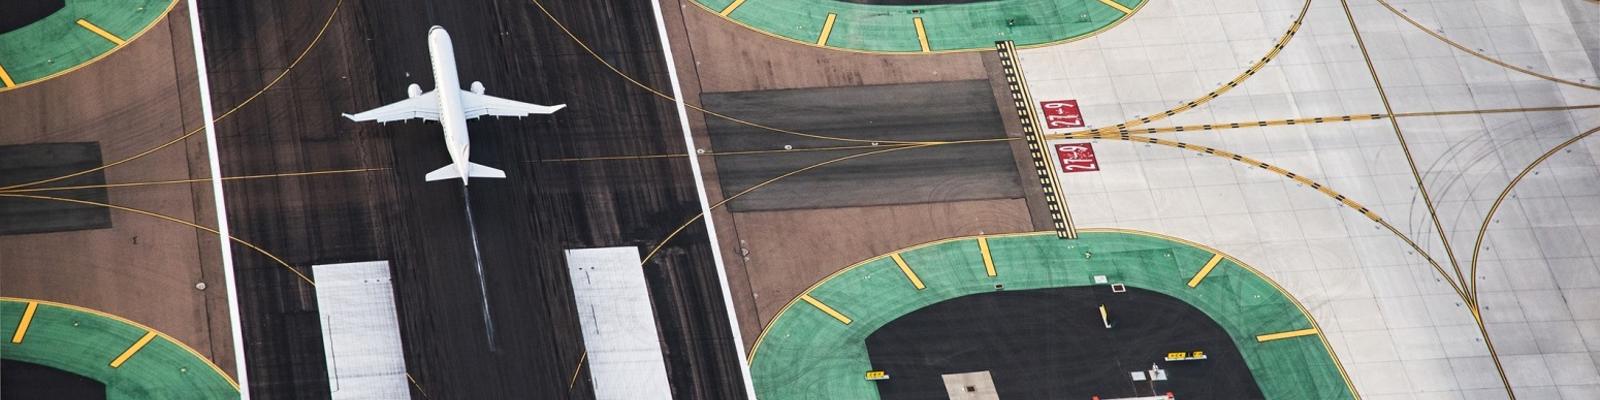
[913,17,930,53]
[110,331,158,368]
[718,0,747,16]
[77,19,126,45]
[1187,254,1225,288]
[1256,328,1319,342]
[1097,0,1134,14]
[817,13,837,46]
[891,253,926,290]
[0,63,15,87]
[978,237,997,277]
[10,301,37,343]
[800,294,852,324]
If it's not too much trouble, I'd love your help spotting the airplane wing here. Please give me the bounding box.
[342,91,441,122]
[460,91,566,120]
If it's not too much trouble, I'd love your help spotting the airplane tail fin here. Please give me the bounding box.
[424,163,506,183]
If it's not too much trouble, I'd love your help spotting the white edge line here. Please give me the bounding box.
[184,0,251,397]
[647,0,758,397]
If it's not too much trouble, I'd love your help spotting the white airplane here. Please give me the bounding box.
[343,26,565,185]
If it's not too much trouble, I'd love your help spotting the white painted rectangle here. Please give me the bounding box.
[565,247,673,400]
[313,261,411,400]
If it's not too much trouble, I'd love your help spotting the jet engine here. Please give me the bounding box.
[407,83,422,98]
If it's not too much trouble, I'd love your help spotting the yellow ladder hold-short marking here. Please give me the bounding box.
[891,253,926,290]
[913,17,930,53]
[816,13,837,46]
[77,19,127,45]
[1097,0,1134,14]
[800,294,852,324]
[110,331,159,368]
[1256,328,1319,342]
[11,302,38,343]
[718,0,747,16]
[0,63,15,87]
[1186,254,1224,288]
[978,237,996,277]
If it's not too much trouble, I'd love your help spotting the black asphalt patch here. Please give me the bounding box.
[0,142,111,236]
[0,360,106,400]
[866,286,1264,399]
[702,80,1021,212]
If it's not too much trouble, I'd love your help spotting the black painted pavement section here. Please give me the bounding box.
[0,142,111,236]
[866,286,1264,399]
[0,360,107,400]
[200,0,745,398]
[702,80,1020,212]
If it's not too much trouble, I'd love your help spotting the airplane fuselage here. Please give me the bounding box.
[428,26,473,185]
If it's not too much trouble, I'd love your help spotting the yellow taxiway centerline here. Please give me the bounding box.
[978,237,996,277]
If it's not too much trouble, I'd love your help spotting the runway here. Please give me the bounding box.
[200,0,745,397]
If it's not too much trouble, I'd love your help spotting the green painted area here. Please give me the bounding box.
[0,299,238,399]
[0,0,174,89]
[695,0,1143,53]
[749,231,1353,400]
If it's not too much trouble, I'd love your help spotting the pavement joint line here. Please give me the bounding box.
[1097,0,1133,14]
[914,17,930,52]
[10,301,38,343]
[0,63,14,87]
[816,13,836,46]
[800,294,852,324]
[718,0,746,16]
[1186,254,1224,288]
[183,0,251,393]
[1255,328,1318,343]
[110,331,159,368]
[76,19,127,45]
[891,253,927,290]
[647,0,758,395]
[978,237,996,277]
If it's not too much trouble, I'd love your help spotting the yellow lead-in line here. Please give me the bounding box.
[1256,328,1319,342]
[718,0,747,16]
[978,237,996,277]
[800,294,852,324]
[1186,254,1225,288]
[10,302,38,343]
[76,19,127,45]
[1097,0,1134,14]
[110,331,159,368]
[913,17,930,52]
[891,253,926,290]
[816,13,837,46]
[0,63,15,87]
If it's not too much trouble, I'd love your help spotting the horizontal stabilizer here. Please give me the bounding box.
[424,163,506,184]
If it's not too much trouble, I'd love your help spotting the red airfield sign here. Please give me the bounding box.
[1039,99,1085,129]
[1055,143,1099,173]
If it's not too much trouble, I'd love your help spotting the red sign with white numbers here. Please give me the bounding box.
[1039,100,1085,129]
[1055,143,1099,173]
